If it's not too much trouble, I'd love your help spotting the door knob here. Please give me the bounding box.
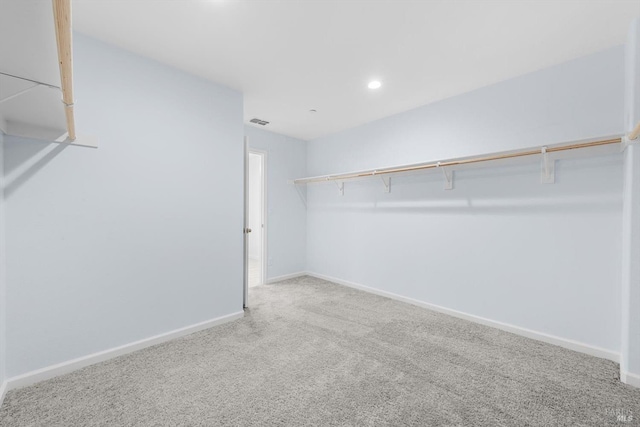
[245,228,252,233]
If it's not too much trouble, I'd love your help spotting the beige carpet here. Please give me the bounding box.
[1,276,639,426]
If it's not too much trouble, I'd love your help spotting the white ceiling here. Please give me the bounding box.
[73,0,640,141]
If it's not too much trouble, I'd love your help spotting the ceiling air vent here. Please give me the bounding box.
[250,118,270,126]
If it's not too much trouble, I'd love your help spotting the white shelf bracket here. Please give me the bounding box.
[622,136,631,152]
[540,146,555,184]
[292,182,307,209]
[437,162,453,190]
[381,176,391,193]
[335,181,344,196]
[621,136,639,152]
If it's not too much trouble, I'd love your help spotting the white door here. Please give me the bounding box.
[247,150,265,288]
[244,141,267,308]
[243,137,250,308]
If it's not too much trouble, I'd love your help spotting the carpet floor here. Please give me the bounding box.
[1,276,639,426]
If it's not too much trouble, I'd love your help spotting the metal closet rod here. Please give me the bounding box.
[294,136,625,185]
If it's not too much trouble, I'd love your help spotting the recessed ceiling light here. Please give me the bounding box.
[309,109,317,113]
[368,80,382,89]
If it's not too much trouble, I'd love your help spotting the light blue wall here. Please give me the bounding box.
[0,130,5,389]
[308,47,625,176]
[307,46,625,353]
[245,126,307,280]
[621,18,640,384]
[4,34,244,377]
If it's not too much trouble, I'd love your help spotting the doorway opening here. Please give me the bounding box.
[247,150,266,290]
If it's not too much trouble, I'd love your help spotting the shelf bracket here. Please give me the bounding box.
[381,176,391,193]
[621,136,640,152]
[293,182,307,209]
[437,162,453,190]
[540,147,555,184]
[335,181,344,196]
[622,136,631,152]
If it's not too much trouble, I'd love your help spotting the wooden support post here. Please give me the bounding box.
[52,0,76,141]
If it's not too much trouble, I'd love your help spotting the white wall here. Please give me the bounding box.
[245,126,307,280]
[248,153,262,260]
[3,34,244,378]
[307,46,625,355]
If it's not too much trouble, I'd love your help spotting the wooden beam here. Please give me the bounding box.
[629,121,640,141]
[52,0,76,141]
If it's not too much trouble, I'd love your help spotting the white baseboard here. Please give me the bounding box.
[266,271,307,284]
[5,311,244,392]
[0,380,7,408]
[621,370,640,388]
[306,272,620,363]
